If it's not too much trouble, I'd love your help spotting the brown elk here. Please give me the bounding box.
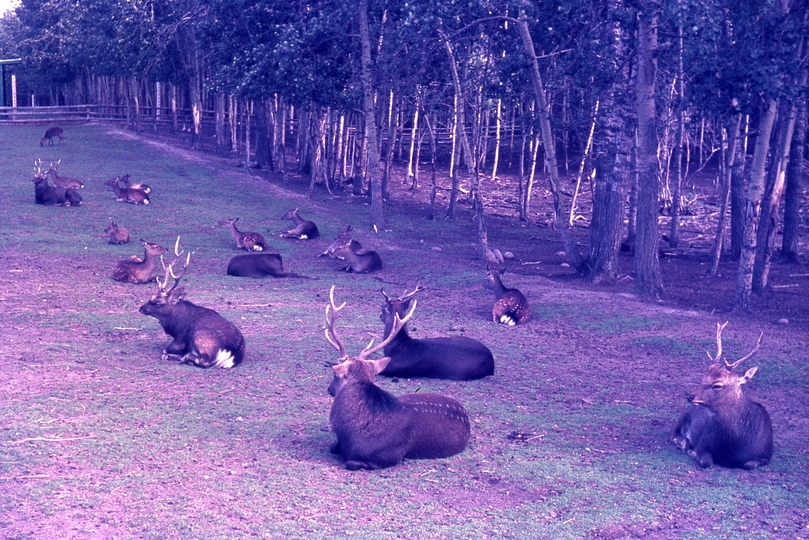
[112,239,167,283]
[139,238,246,368]
[40,127,64,146]
[118,174,151,194]
[378,287,494,380]
[104,222,131,245]
[104,177,150,205]
[483,268,531,325]
[226,253,311,279]
[321,225,363,258]
[323,226,381,273]
[32,162,82,207]
[41,160,84,190]
[280,208,319,239]
[325,286,470,470]
[672,323,772,470]
[219,218,268,252]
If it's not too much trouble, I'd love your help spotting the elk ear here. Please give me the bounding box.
[740,366,758,384]
[371,356,392,375]
[332,361,350,378]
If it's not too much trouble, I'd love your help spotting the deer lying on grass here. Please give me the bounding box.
[325,286,470,470]
[226,253,311,279]
[40,127,64,146]
[118,174,151,194]
[140,238,245,369]
[32,162,82,206]
[483,268,531,325]
[40,159,84,190]
[323,226,381,273]
[280,208,320,239]
[219,218,268,252]
[672,323,772,470]
[112,239,167,283]
[104,222,131,245]
[104,177,150,205]
[378,287,494,380]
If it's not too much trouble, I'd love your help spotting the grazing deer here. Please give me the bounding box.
[219,218,268,252]
[112,239,167,283]
[105,222,131,245]
[104,177,150,205]
[139,238,246,369]
[672,323,772,470]
[325,286,470,470]
[226,253,311,279]
[280,208,319,239]
[32,162,82,206]
[42,160,84,190]
[118,174,151,194]
[40,127,64,146]
[378,287,494,380]
[483,268,531,325]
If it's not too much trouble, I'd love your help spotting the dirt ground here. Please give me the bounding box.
[1,124,808,538]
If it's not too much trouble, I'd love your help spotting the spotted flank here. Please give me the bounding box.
[214,349,236,369]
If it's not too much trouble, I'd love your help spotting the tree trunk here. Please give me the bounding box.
[359,0,384,227]
[730,115,749,260]
[424,113,438,219]
[733,98,777,312]
[215,94,227,154]
[669,9,685,248]
[781,102,805,262]
[490,98,502,182]
[708,113,742,276]
[634,4,664,299]
[254,99,272,169]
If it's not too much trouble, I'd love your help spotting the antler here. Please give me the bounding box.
[324,285,348,359]
[707,322,763,369]
[399,285,423,301]
[358,297,417,360]
[157,236,190,294]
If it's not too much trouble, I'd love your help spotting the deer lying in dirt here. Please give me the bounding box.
[672,323,772,470]
[325,286,470,470]
[226,253,311,279]
[112,239,167,283]
[280,208,319,239]
[104,177,150,205]
[104,222,131,244]
[483,268,531,325]
[139,238,245,368]
[40,127,64,146]
[378,287,494,380]
[323,226,382,273]
[32,162,82,206]
[219,218,268,252]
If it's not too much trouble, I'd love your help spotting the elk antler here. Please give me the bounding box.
[706,321,763,369]
[324,285,348,359]
[399,285,423,301]
[157,236,190,294]
[358,297,417,360]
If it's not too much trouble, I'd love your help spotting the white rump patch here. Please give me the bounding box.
[214,349,235,369]
[143,199,150,205]
[300,235,308,240]
[500,315,516,326]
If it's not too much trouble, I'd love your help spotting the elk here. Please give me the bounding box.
[139,238,246,369]
[280,208,319,239]
[321,225,363,258]
[118,174,151,194]
[226,253,311,279]
[42,160,84,190]
[219,218,268,252]
[32,163,82,206]
[325,286,470,470]
[104,177,150,205]
[378,287,494,380]
[672,323,772,470]
[483,268,531,325]
[112,239,167,283]
[323,226,381,273]
[104,222,131,245]
[40,127,64,146]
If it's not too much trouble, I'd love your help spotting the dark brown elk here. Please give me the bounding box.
[378,287,494,380]
[40,127,64,146]
[672,323,772,470]
[483,268,531,325]
[119,174,151,194]
[219,218,268,252]
[323,227,381,273]
[226,253,311,279]
[43,160,84,190]
[104,177,150,205]
[139,239,246,369]
[280,208,319,239]
[32,164,82,207]
[104,222,131,245]
[325,286,470,470]
[112,239,167,283]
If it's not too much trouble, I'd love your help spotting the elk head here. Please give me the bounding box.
[141,237,190,311]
